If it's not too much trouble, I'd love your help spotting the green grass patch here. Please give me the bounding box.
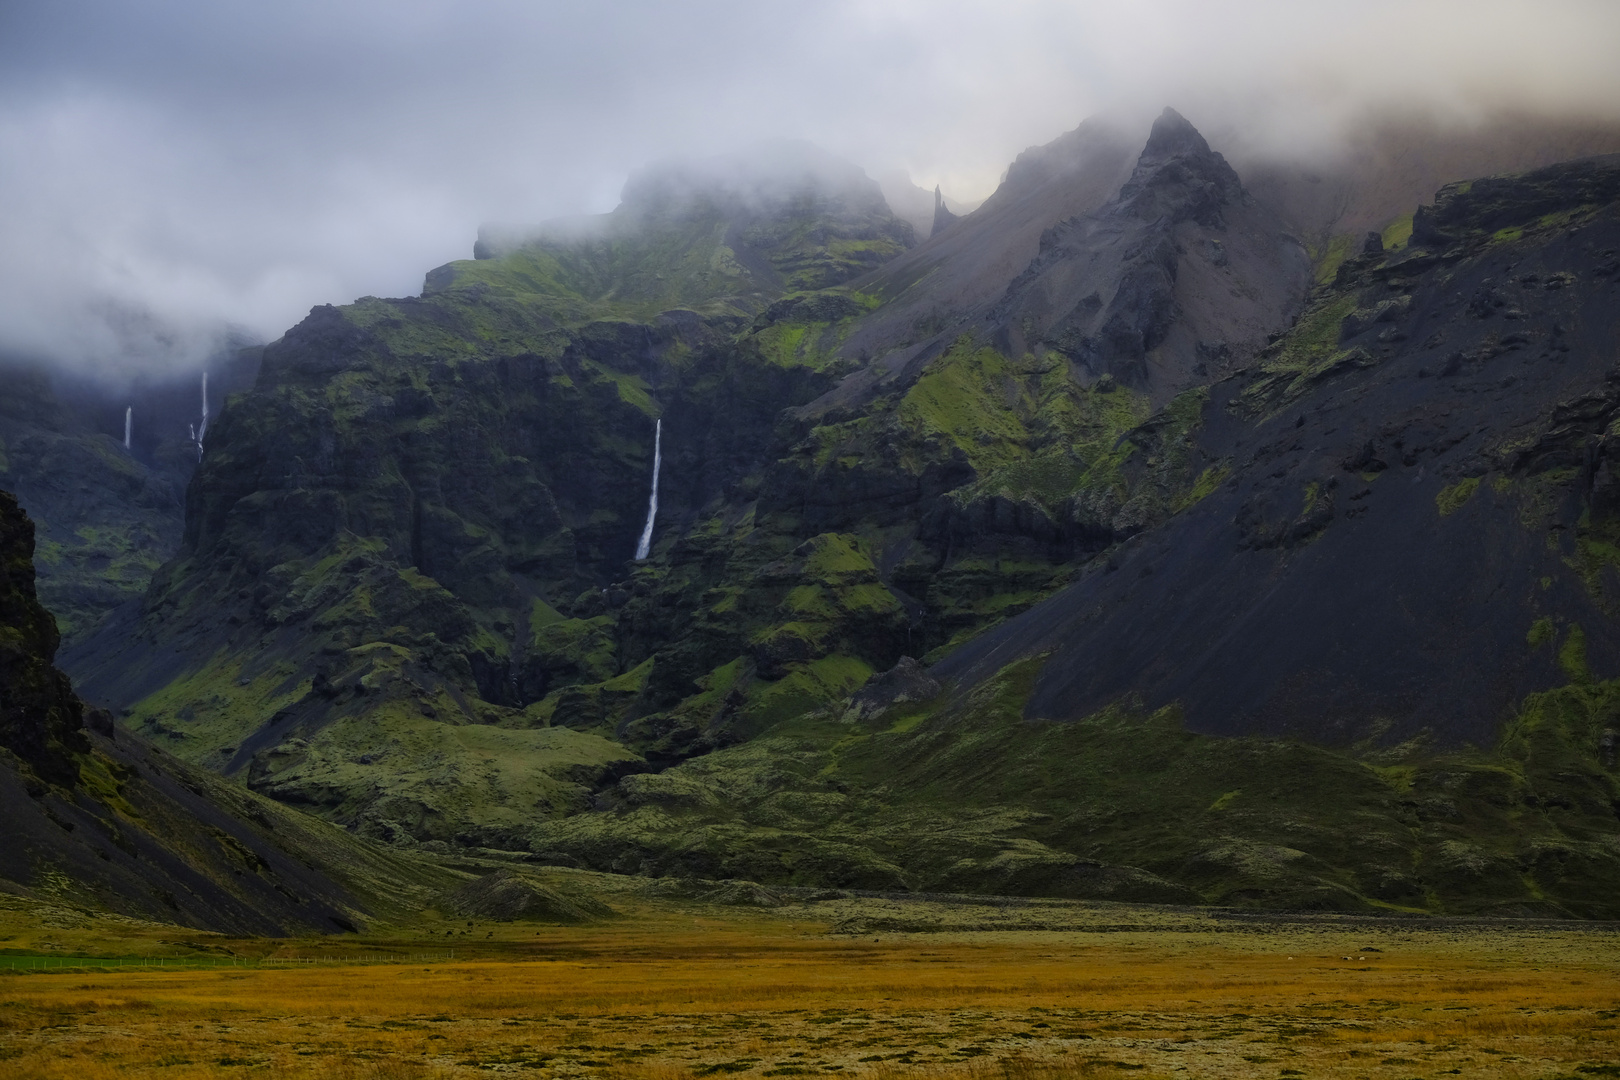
[1381,214,1414,251]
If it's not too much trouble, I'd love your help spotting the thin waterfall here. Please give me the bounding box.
[634,418,663,561]
[195,371,209,459]
[123,407,131,450]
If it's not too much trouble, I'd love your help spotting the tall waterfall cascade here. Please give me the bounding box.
[123,407,131,450]
[634,418,663,561]
[195,372,209,459]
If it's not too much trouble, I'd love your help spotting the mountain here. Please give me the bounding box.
[835,118,1140,376]
[51,112,1620,914]
[63,145,929,848]
[0,488,456,932]
[518,152,1620,916]
[984,108,1309,398]
[875,171,981,240]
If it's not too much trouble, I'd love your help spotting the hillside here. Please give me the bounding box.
[0,487,457,931]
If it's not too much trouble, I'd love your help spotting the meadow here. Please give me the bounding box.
[0,880,1616,1080]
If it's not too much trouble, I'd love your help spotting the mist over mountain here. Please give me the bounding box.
[3,0,1619,380]
[2,98,1602,914]
[7,2,1620,920]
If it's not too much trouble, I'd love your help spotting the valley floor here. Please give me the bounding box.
[1,884,1618,1080]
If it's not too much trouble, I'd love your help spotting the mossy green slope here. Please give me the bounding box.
[526,652,1620,917]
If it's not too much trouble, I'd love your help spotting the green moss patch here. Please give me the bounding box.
[1436,476,1482,516]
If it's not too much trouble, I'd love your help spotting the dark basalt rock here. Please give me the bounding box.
[987,107,1310,399]
[844,656,941,721]
[930,185,958,238]
[0,490,88,786]
[1412,153,1620,248]
[1113,107,1245,229]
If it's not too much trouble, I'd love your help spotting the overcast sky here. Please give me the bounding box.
[3,0,1619,378]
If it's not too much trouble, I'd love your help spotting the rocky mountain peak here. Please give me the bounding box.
[1139,106,1211,161]
[984,107,1307,396]
[1115,107,1244,228]
[930,184,959,237]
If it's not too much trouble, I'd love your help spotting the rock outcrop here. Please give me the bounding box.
[929,185,958,238]
[987,108,1310,399]
[0,489,91,786]
[439,869,611,922]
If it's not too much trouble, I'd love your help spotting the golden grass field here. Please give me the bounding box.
[1,882,1617,1080]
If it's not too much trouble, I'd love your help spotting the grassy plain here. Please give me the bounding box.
[1,881,1617,1080]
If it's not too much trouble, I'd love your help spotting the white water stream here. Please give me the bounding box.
[195,372,209,459]
[634,418,662,560]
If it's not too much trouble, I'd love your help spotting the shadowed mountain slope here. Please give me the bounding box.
[935,153,1620,748]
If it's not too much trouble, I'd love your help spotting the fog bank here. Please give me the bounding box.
[2,0,1617,377]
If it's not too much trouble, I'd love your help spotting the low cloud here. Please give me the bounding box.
[2,0,1617,377]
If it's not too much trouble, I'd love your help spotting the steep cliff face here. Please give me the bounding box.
[0,489,91,786]
[0,489,455,932]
